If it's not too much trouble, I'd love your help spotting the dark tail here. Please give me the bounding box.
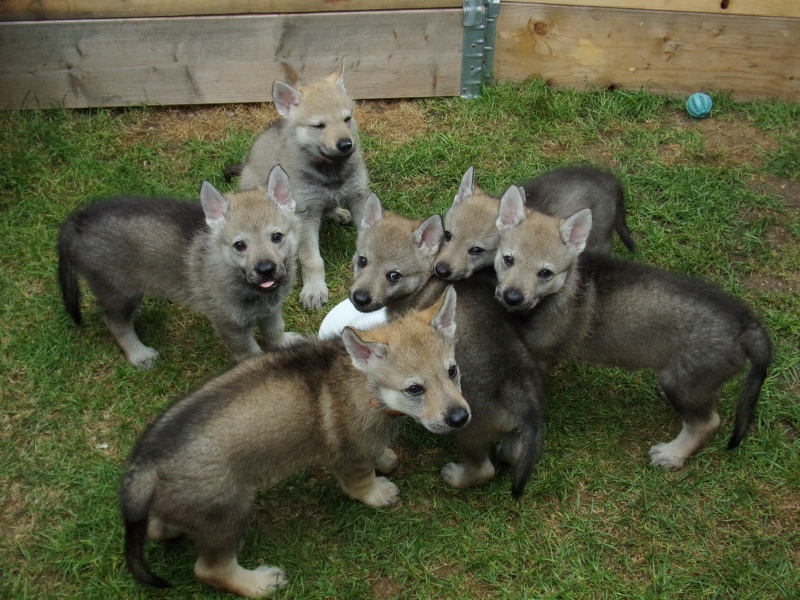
[223,163,243,183]
[510,394,545,500]
[614,211,636,252]
[120,469,170,589]
[57,220,82,325]
[727,322,772,450]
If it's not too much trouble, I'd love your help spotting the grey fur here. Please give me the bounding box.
[435,165,634,282]
[57,167,301,368]
[120,291,469,596]
[494,198,772,469]
[349,193,545,497]
[231,64,370,310]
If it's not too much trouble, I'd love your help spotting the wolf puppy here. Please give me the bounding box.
[229,64,369,310]
[120,288,469,597]
[58,166,301,368]
[349,193,544,497]
[435,165,635,282]
[494,186,772,469]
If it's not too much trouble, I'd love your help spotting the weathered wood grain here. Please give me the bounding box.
[0,1,462,21]
[0,10,463,108]
[506,0,800,19]
[495,4,800,101]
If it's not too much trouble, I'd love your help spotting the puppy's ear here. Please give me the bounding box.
[496,185,526,230]
[560,208,593,255]
[430,286,457,340]
[272,80,303,117]
[415,215,444,255]
[453,166,475,205]
[342,327,387,373]
[265,165,296,213]
[199,181,230,227]
[360,193,383,229]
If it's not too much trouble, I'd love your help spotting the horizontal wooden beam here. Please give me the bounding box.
[0,10,463,109]
[495,4,800,102]
[506,0,800,19]
[0,1,462,21]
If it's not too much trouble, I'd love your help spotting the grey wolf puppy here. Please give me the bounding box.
[494,186,772,469]
[434,165,635,281]
[58,166,301,368]
[120,288,469,597]
[227,63,369,310]
[349,193,544,496]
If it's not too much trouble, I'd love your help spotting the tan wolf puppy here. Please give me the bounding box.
[349,193,545,497]
[227,63,369,310]
[120,287,469,597]
[434,165,635,282]
[58,166,302,368]
[494,186,772,469]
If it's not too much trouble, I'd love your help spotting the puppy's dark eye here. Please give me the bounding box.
[313,123,326,130]
[503,255,514,267]
[344,116,352,124]
[233,241,247,252]
[405,384,424,396]
[357,256,367,268]
[443,230,452,242]
[271,232,283,243]
[468,246,485,255]
[538,268,553,280]
[387,271,402,282]
[448,364,458,379]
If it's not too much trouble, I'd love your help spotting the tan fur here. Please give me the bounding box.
[120,289,469,596]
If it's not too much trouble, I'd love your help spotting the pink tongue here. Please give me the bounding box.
[260,280,275,289]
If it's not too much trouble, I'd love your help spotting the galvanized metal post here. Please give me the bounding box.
[461,0,501,98]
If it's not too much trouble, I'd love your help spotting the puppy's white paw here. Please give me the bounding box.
[361,476,400,507]
[326,207,352,225]
[375,448,399,474]
[251,566,288,597]
[276,331,305,348]
[441,459,495,489]
[299,283,329,310]
[648,443,686,470]
[129,346,159,369]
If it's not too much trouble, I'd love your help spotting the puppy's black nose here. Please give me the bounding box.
[434,263,451,279]
[255,261,277,277]
[351,291,372,308]
[446,408,470,429]
[336,139,353,154]
[502,289,524,307]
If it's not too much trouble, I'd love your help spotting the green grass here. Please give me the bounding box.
[1,81,798,599]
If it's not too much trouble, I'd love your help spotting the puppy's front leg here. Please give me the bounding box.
[333,463,399,507]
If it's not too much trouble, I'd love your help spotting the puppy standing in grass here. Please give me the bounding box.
[493,186,772,469]
[227,63,370,310]
[434,165,635,282]
[120,288,470,597]
[346,193,545,497]
[57,166,301,368]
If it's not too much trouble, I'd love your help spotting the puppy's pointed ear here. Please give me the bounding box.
[560,208,593,255]
[496,185,527,230]
[430,286,457,340]
[265,165,296,213]
[199,181,230,227]
[415,214,444,255]
[272,80,302,117]
[453,166,475,205]
[330,58,347,89]
[360,193,383,229]
[341,327,387,373]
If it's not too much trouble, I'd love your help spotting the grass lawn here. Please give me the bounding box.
[1,81,798,599]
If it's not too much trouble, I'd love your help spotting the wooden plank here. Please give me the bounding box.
[0,0,462,21]
[495,4,800,102]
[0,10,463,109]
[506,1,800,19]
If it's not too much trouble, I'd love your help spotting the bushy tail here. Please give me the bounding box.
[615,211,636,253]
[223,163,243,183]
[120,468,170,589]
[728,322,773,450]
[57,221,82,325]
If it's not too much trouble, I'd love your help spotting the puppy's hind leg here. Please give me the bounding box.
[648,375,721,470]
[91,282,158,368]
[442,433,496,490]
